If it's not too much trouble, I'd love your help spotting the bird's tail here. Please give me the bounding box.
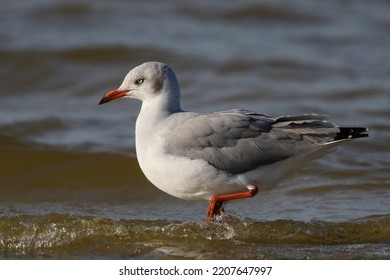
[334,127,369,141]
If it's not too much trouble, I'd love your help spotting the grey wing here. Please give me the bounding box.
[164,109,339,174]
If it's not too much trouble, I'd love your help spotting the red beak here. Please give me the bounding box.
[99,89,129,105]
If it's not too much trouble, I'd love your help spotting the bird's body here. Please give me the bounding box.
[99,61,368,220]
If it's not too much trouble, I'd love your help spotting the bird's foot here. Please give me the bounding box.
[207,187,258,222]
[207,198,224,221]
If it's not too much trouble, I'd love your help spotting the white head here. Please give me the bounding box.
[99,61,181,112]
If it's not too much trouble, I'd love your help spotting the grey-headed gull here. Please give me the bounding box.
[99,61,369,220]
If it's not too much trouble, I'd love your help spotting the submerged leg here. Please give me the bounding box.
[207,186,258,221]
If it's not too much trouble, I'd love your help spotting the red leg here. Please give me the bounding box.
[207,187,258,221]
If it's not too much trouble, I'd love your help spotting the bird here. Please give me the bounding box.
[99,61,369,221]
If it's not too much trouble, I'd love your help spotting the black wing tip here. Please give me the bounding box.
[334,127,369,141]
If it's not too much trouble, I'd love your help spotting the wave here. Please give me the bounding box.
[0,44,199,68]
[220,5,327,24]
[177,3,327,24]
[1,213,389,259]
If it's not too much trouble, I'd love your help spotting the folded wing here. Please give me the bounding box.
[164,109,365,174]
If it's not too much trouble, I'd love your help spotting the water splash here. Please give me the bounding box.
[1,213,389,259]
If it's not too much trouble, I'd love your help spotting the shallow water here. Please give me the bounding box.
[1,213,390,259]
[0,0,389,259]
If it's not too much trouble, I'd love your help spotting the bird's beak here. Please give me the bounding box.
[99,89,129,105]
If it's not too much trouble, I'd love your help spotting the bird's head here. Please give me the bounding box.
[99,61,180,105]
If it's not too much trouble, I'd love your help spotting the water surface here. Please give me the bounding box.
[0,0,389,259]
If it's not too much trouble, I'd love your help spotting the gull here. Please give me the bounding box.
[99,61,369,220]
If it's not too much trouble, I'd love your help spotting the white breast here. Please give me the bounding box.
[135,133,246,201]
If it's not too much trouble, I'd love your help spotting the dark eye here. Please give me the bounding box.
[135,77,144,85]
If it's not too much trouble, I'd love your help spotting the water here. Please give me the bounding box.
[0,0,389,259]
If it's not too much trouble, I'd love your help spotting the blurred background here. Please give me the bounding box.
[0,0,389,259]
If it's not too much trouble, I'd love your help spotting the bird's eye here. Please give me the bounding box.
[135,77,144,85]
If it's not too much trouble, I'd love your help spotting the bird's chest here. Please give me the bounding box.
[135,134,231,200]
[135,135,168,177]
[135,134,188,193]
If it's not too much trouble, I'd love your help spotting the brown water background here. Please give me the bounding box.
[0,0,389,259]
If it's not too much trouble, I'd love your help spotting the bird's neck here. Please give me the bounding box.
[136,91,182,140]
[140,91,181,117]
